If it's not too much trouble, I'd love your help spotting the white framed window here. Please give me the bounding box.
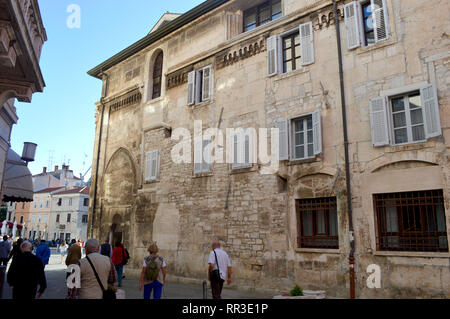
[187,65,212,105]
[232,129,254,170]
[69,198,73,206]
[145,150,160,181]
[276,109,322,161]
[370,83,441,147]
[344,0,390,50]
[194,138,212,174]
[267,22,315,77]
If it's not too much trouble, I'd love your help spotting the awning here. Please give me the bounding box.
[2,148,33,202]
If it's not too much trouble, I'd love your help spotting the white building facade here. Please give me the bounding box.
[49,187,90,242]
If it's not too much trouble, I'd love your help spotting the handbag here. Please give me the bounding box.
[86,255,117,300]
[210,249,222,282]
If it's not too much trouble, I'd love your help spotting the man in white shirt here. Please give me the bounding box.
[207,240,231,299]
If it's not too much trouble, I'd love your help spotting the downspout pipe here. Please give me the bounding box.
[333,0,356,299]
[90,70,108,238]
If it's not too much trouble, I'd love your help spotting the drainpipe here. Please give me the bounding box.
[333,0,356,299]
[90,70,109,238]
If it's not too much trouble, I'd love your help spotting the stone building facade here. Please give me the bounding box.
[87,0,450,298]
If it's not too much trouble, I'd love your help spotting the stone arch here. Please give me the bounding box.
[101,147,138,205]
[367,151,440,173]
[292,172,338,199]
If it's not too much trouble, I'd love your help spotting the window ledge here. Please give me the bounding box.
[192,172,213,179]
[354,37,396,55]
[373,251,450,258]
[384,140,436,153]
[191,99,213,110]
[144,96,164,106]
[287,157,318,166]
[230,165,257,175]
[144,179,160,184]
[274,67,309,81]
[295,248,341,254]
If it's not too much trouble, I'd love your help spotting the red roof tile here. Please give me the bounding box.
[34,187,65,194]
[53,186,90,195]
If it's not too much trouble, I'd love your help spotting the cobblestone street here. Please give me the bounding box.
[2,249,271,299]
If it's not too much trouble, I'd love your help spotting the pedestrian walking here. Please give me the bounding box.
[139,242,166,299]
[65,239,82,267]
[59,240,68,264]
[69,238,117,299]
[35,239,50,268]
[111,242,127,287]
[0,235,11,266]
[207,240,232,299]
[8,237,23,264]
[99,238,112,258]
[6,241,47,299]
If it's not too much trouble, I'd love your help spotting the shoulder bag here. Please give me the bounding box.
[86,255,116,299]
[210,249,222,282]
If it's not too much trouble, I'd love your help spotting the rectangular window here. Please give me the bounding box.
[67,214,71,223]
[344,0,389,50]
[22,202,25,209]
[84,198,89,207]
[20,216,24,224]
[282,32,301,73]
[232,129,254,170]
[56,214,60,223]
[82,215,88,223]
[65,233,71,242]
[297,197,339,249]
[194,138,212,174]
[291,115,314,160]
[57,198,62,206]
[69,198,73,206]
[46,200,49,208]
[145,150,160,181]
[390,92,425,145]
[243,0,282,32]
[374,190,448,252]
[369,84,441,147]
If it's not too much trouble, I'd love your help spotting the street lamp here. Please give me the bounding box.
[21,142,37,165]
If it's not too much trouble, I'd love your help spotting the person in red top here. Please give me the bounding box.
[111,242,126,287]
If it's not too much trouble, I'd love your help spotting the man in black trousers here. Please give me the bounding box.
[7,240,47,299]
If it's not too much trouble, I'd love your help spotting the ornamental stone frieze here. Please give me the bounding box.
[216,35,266,70]
[105,86,142,113]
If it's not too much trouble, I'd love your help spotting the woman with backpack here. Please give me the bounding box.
[139,243,166,299]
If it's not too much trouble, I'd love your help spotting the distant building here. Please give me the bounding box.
[33,165,86,192]
[27,187,63,240]
[49,186,90,242]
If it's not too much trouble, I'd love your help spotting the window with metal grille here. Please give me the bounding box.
[296,197,339,249]
[374,190,448,252]
[152,51,163,99]
[243,0,282,32]
[282,32,301,73]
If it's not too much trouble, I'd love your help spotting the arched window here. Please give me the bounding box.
[152,51,163,99]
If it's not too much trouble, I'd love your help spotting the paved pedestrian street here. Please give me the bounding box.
[2,249,271,299]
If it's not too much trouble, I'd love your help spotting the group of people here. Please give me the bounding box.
[1,234,233,300]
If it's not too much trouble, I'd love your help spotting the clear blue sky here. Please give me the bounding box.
[11,0,204,179]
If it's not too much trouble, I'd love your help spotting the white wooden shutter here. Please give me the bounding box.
[300,22,314,66]
[202,139,211,173]
[276,119,289,160]
[145,151,152,181]
[344,2,361,50]
[372,0,389,43]
[369,97,390,146]
[421,83,441,139]
[194,138,203,174]
[232,131,245,169]
[187,71,195,105]
[312,109,322,155]
[202,65,212,102]
[267,35,278,76]
[244,129,253,167]
[149,150,159,180]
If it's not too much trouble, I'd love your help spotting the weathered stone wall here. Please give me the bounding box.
[89,0,450,298]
